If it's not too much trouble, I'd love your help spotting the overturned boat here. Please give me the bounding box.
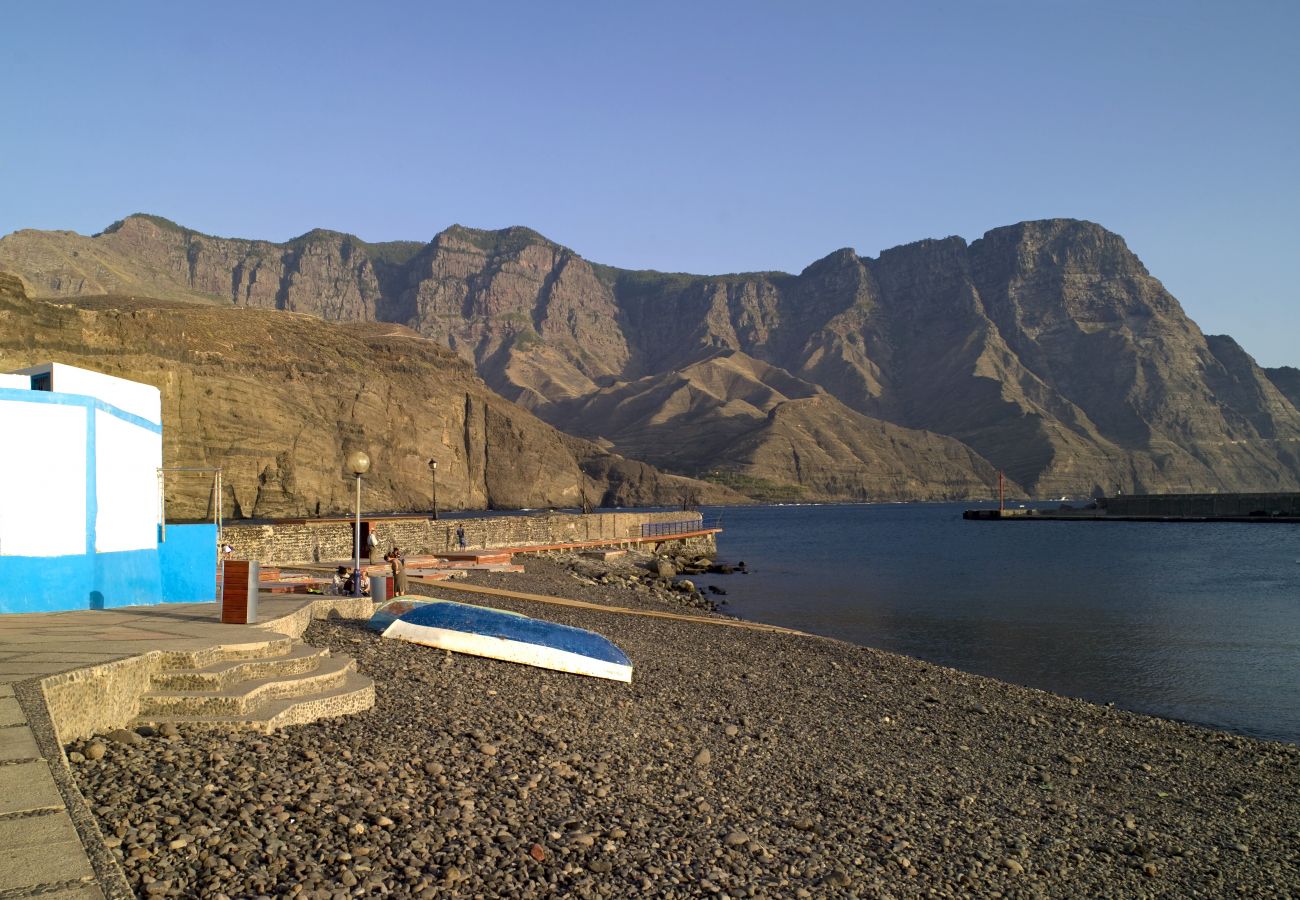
[368,598,633,682]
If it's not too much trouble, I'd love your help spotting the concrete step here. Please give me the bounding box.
[156,636,295,672]
[135,671,375,734]
[150,643,331,691]
[138,655,356,717]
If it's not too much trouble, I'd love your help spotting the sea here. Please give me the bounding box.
[698,502,1300,745]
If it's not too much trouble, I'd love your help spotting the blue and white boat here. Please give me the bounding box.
[368,598,633,682]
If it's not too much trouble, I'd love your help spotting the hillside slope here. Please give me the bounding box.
[0,273,742,517]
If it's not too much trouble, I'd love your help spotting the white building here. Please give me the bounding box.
[0,363,214,614]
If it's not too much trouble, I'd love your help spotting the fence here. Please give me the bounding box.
[640,518,719,538]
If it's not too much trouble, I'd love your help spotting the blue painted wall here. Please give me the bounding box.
[0,525,217,614]
[0,554,95,614]
[159,524,217,604]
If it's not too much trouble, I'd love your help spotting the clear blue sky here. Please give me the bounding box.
[3,1,1297,366]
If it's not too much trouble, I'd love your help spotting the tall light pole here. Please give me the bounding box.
[428,458,438,520]
[347,450,371,596]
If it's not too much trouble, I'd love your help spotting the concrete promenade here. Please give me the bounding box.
[0,596,318,899]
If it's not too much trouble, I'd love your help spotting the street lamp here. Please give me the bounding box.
[428,459,438,520]
[347,450,371,596]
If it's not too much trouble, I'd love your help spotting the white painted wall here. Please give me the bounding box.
[0,399,87,557]
[15,363,161,425]
[95,409,162,553]
[0,373,30,390]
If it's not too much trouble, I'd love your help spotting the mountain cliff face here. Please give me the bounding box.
[5,215,1297,499]
[0,273,742,517]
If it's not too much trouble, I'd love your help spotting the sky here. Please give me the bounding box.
[2,1,1297,366]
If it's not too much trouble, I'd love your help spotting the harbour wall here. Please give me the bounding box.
[224,511,714,565]
[1104,492,1300,518]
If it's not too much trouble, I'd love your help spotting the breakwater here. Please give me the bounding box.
[965,491,1300,522]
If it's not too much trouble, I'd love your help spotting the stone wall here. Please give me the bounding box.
[224,511,711,565]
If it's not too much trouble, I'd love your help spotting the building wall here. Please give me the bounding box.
[225,511,713,564]
[0,369,214,614]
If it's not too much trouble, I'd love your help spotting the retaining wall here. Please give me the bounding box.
[224,511,710,565]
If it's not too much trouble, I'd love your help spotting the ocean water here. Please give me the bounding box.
[699,503,1300,744]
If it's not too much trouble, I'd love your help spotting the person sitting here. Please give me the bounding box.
[358,570,371,597]
[330,566,347,596]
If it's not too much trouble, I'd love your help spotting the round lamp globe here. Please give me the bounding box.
[346,450,371,476]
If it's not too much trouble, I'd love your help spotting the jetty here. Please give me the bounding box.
[965,491,1300,523]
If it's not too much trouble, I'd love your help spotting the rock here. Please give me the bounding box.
[158,723,179,738]
[724,724,739,737]
[825,870,852,887]
[478,743,498,756]
[693,748,712,766]
[1002,858,1024,874]
[656,560,677,579]
[67,751,86,764]
[724,831,750,847]
[528,843,546,861]
[107,729,142,747]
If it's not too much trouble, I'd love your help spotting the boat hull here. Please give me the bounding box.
[370,598,633,683]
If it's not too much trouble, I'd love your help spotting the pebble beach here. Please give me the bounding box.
[69,555,1299,898]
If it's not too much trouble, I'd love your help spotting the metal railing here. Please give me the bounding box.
[640,518,721,538]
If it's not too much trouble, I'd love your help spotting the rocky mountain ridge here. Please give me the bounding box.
[5,214,1298,499]
[0,272,743,518]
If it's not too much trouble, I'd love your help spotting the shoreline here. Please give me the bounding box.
[68,555,1299,897]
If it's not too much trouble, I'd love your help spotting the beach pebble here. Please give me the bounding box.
[693,748,712,766]
[107,729,142,747]
[58,556,1300,900]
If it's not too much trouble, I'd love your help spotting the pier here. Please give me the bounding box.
[965,491,1300,523]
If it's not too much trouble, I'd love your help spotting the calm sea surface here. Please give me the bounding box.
[698,503,1300,744]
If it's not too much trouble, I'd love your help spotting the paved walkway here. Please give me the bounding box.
[0,596,314,899]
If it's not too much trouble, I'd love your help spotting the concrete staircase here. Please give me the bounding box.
[132,637,374,733]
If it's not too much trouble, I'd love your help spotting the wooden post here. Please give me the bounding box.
[998,471,1005,514]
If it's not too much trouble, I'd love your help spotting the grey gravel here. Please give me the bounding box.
[68,557,1300,897]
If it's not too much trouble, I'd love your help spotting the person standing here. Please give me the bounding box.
[389,547,409,596]
[456,525,466,549]
[367,529,380,565]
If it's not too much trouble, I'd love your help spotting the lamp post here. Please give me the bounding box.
[347,450,371,596]
[428,459,438,520]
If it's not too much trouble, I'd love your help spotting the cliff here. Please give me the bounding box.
[0,272,743,517]
[5,215,1298,498]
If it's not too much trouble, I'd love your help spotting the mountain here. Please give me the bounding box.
[5,214,1298,499]
[0,273,743,518]
[543,350,1005,501]
[1263,364,1300,412]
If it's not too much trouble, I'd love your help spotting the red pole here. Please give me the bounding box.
[998,470,1005,514]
